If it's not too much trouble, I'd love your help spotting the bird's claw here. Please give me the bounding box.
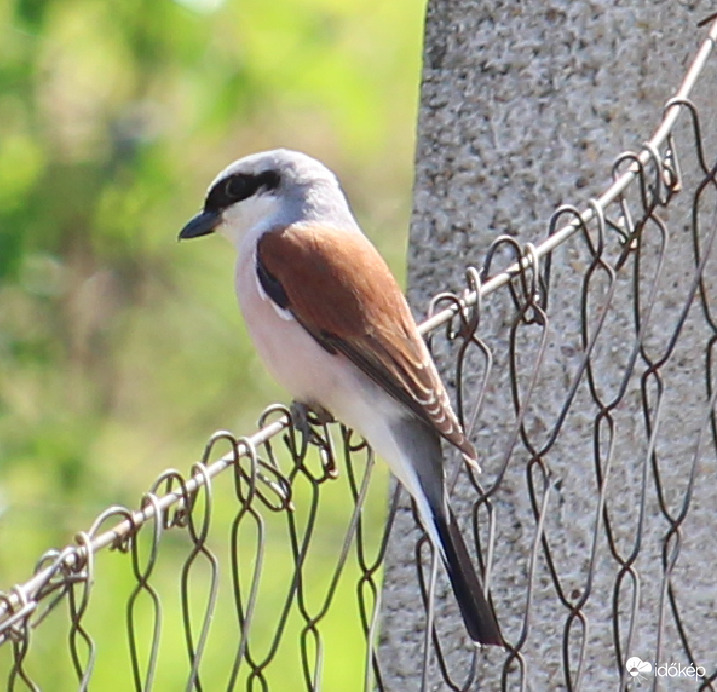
[289,400,334,452]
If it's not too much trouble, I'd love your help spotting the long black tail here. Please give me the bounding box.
[433,508,503,646]
[389,418,502,645]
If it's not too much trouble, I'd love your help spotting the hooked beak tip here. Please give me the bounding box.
[178,210,220,241]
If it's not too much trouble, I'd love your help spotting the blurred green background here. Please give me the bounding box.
[0,0,425,688]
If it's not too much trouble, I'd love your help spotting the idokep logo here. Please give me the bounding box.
[625,657,652,681]
[625,656,706,683]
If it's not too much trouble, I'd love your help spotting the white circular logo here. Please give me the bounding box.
[626,657,653,678]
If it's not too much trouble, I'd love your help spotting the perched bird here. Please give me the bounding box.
[178,149,502,646]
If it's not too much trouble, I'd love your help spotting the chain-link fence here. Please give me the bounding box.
[2,14,716,692]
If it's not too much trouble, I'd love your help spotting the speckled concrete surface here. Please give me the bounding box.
[379,2,717,690]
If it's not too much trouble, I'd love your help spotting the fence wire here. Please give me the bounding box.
[2,16,717,692]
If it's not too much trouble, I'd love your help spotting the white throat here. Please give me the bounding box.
[218,193,281,249]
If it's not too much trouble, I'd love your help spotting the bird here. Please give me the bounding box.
[178,149,503,646]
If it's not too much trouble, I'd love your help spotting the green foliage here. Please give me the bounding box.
[0,0,424,688]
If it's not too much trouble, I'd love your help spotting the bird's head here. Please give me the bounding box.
[178,149,357,248]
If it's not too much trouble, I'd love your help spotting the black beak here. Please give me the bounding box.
[178,210,221,240]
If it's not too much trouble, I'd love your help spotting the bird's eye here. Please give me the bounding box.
[204,169,280,213]
[204,173,253,212]
[225,175,249,203]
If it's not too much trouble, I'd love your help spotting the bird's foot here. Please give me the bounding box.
[289,400,335,449]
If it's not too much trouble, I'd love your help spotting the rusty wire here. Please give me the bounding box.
[2,15,717,692]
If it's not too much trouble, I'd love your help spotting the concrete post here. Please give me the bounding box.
[379,2,717,689]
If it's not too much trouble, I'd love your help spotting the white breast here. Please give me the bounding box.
[234,251,342,407]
